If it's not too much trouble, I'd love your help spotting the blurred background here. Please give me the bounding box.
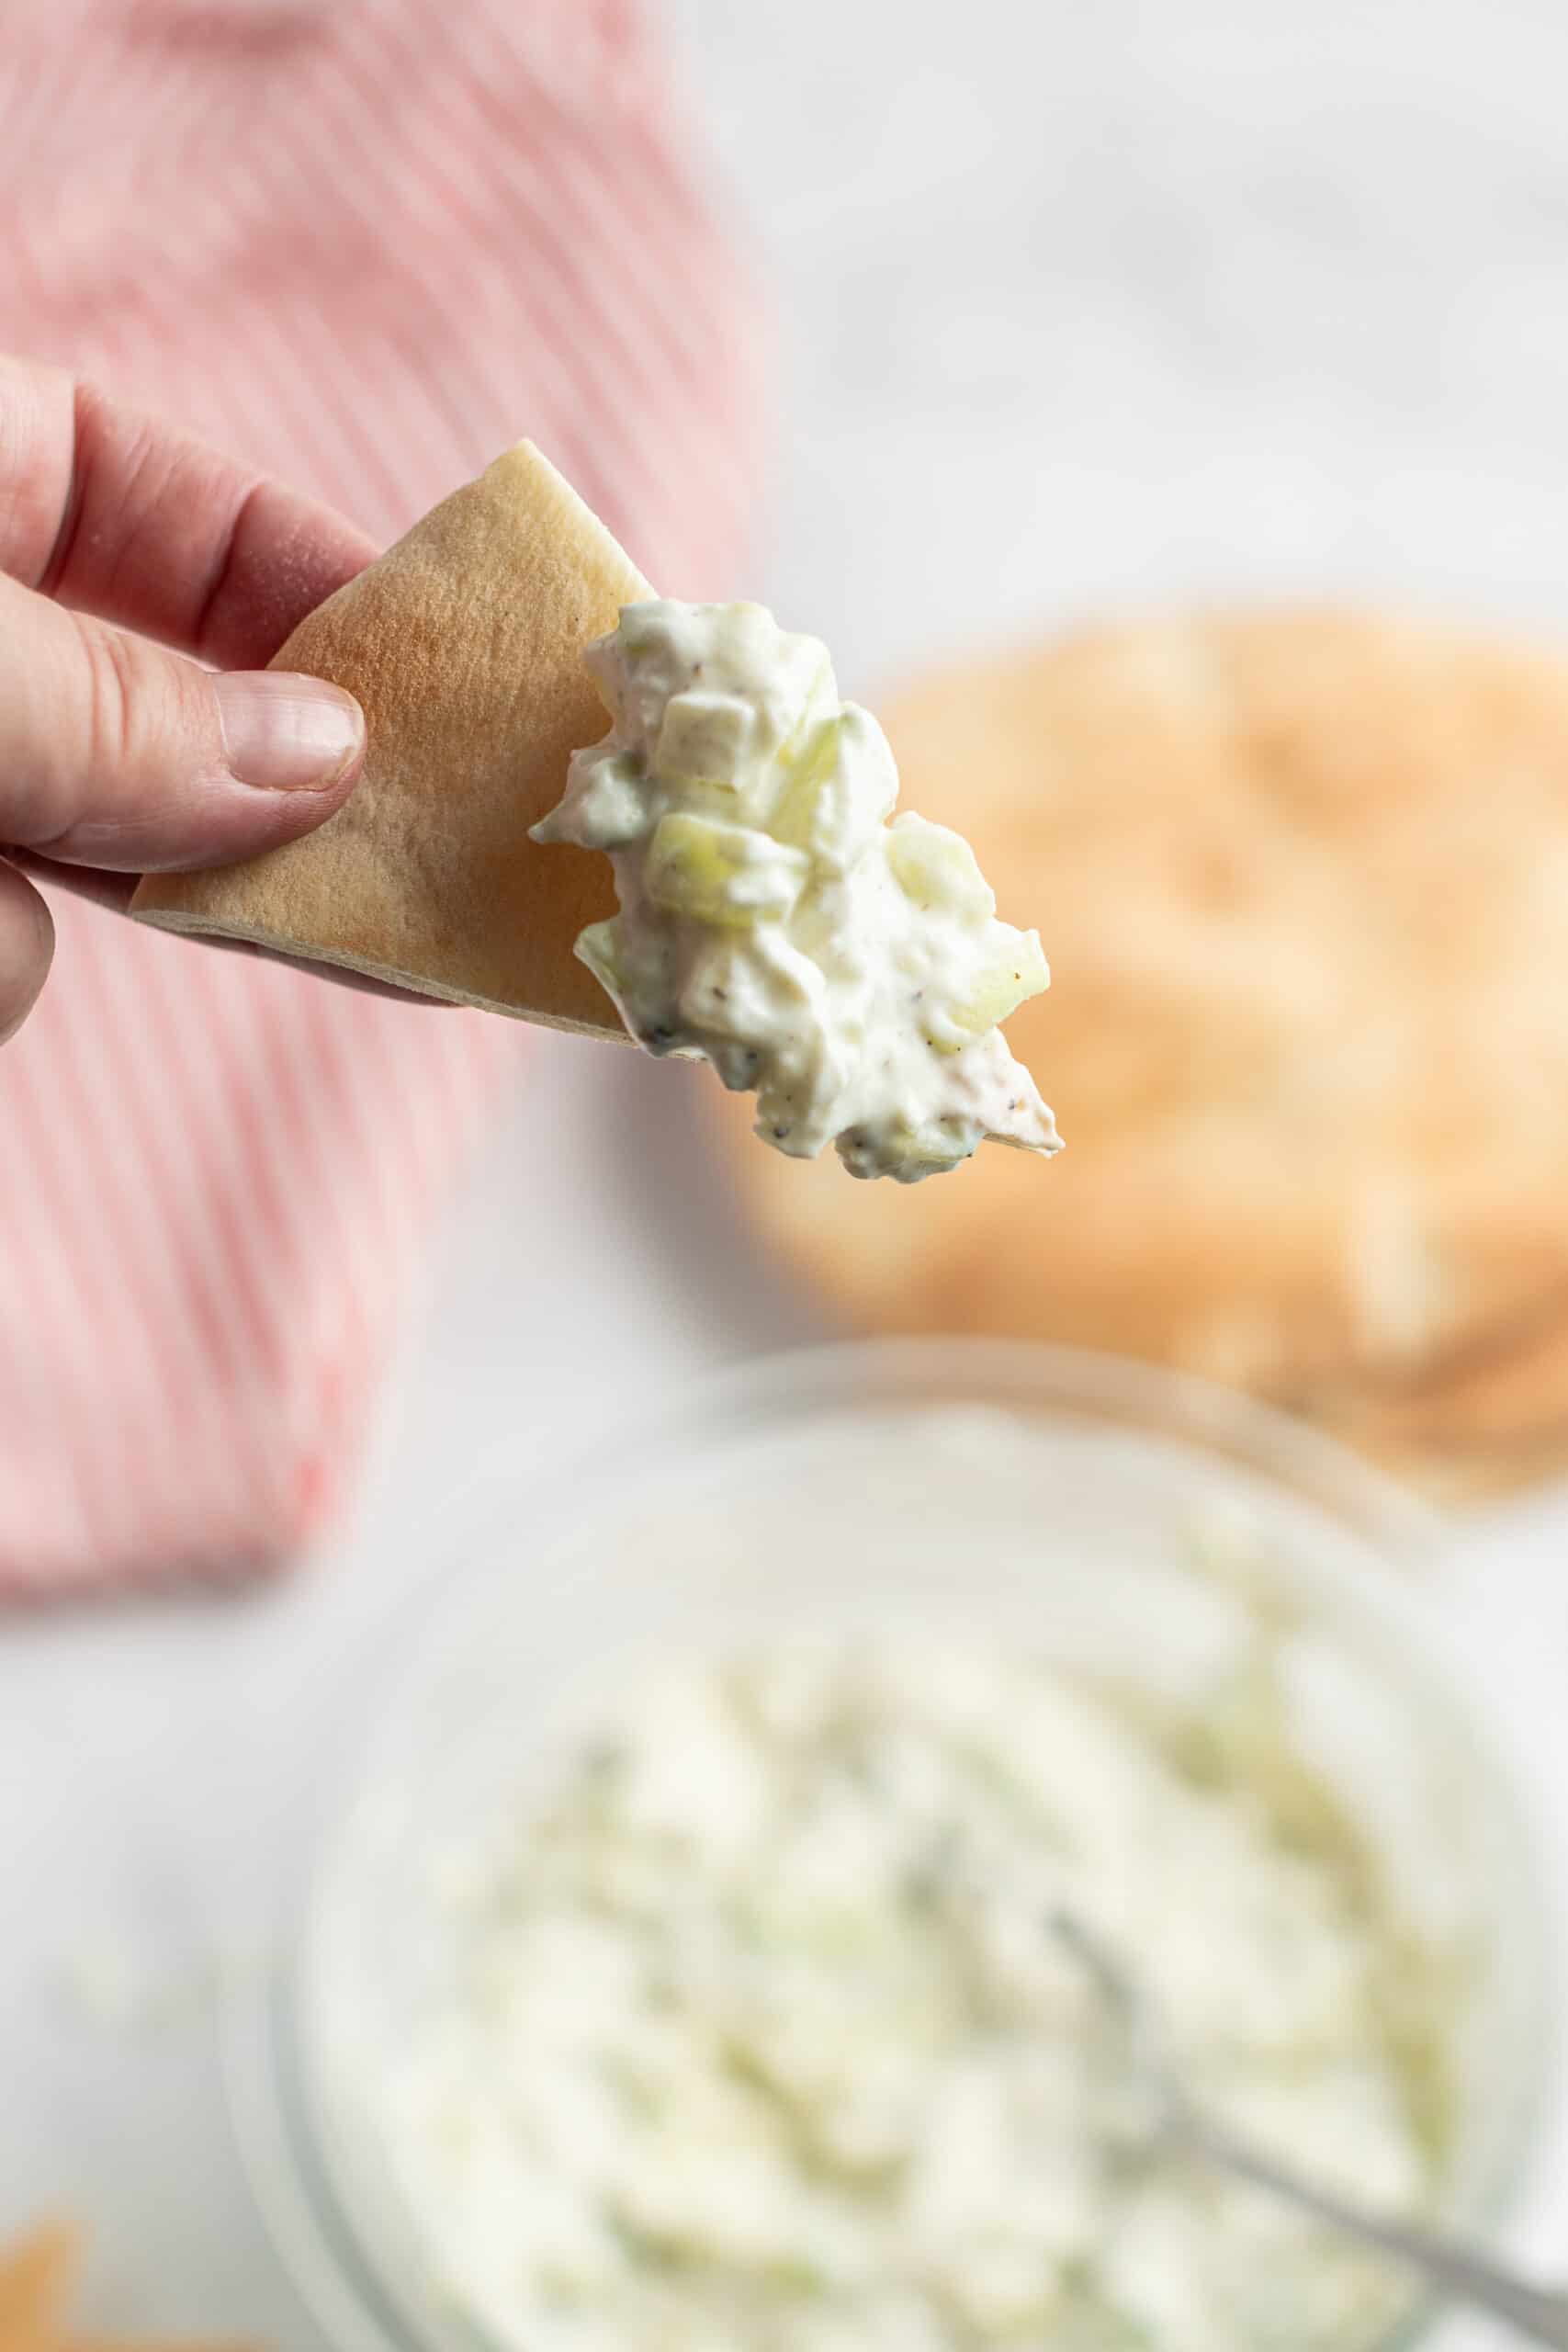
[11,0,1568,2342]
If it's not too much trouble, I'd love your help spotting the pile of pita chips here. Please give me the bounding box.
[131,444,649,1036]
[0,2221,250,2352]
[716,608,1568,1501]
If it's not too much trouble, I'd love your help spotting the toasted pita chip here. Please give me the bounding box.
[130,443,651,1035]
[0,2217,253,2352]
[0,2220,78,2346]
[714,607,1568,1500]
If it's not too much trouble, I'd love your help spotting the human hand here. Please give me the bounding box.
[0,356,380,1044]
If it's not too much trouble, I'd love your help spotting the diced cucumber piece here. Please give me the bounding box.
[654,691,759,790]
[773,708,898,871]
[645,812,809,928]
[556,750,649,849]
[887,813,996,922]
[926,927,1049,1050]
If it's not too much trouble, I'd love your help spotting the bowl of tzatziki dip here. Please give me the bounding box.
[229,1342,1553,2352]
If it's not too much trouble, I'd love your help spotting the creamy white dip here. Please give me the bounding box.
[531,601,1059,1182]
[380,1635,1438,2352]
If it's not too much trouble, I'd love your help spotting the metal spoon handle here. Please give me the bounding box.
[1179,2107,1568,2348]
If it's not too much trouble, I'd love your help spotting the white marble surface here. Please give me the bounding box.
[11,1,1568,2344]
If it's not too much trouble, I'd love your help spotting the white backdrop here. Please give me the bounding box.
[8,2,1568,2343]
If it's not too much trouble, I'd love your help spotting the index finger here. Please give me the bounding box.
[0,355,378,667]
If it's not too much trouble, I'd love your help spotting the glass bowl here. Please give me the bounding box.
[226,1339,1554,2352]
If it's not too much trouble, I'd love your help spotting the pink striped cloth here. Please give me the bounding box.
[0,0,765,1597]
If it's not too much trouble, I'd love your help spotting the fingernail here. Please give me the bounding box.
[214,671,365,792]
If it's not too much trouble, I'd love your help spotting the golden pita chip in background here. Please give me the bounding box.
[0,2220,251,2352]
[0,2220,77,2350]
[131,442,649,1036]
[715,607,1568,1502]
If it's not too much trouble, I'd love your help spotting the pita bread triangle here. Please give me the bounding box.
[130,442,652,1036]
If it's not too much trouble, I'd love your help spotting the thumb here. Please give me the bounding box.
[0,571,365,872]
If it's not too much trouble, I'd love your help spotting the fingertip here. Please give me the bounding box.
[214,671,366,797]
[319,709,368,808]
[0,857,56,1046]
[197,481,378,668]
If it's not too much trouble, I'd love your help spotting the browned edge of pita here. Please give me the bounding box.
[130,442,652,1037]
[1318,1283,1568,1500]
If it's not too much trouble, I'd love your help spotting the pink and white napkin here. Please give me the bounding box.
[0,0,765,1595]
